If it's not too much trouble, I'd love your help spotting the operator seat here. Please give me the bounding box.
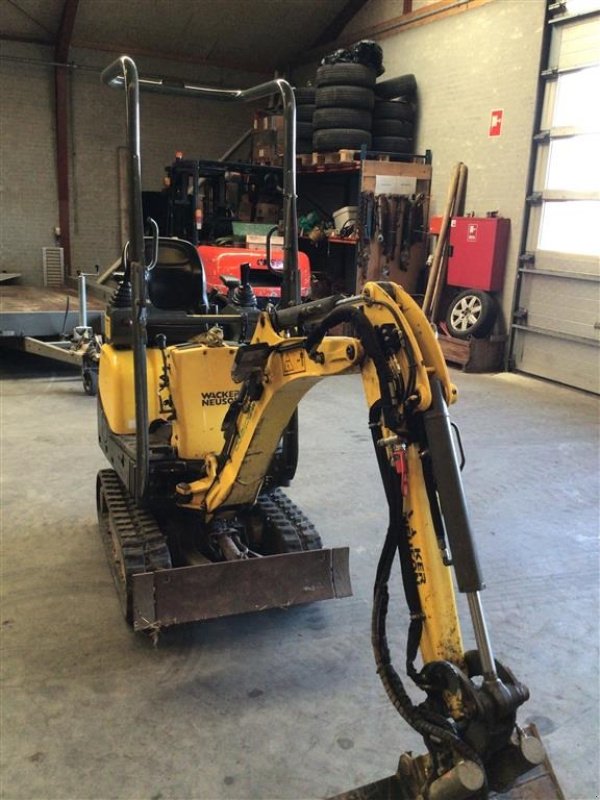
[146,237,209,313]
[144,237,215,344]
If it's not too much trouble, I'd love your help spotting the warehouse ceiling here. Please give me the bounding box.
[0,0,368,73]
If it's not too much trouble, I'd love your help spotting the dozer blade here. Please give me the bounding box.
[131,546,351,631]
[329,726,564,800]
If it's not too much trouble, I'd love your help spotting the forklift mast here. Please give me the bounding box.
[149,157,286,246]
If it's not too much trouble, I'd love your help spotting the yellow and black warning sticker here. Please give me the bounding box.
[282,349,306,375]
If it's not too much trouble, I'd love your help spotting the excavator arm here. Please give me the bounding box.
[173,280,558,799]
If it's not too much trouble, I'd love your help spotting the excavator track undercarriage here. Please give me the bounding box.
[97,469,172,623]
[96,469,350,632]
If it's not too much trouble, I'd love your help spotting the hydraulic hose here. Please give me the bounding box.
[305,305,402,429]
[366,405,490,796]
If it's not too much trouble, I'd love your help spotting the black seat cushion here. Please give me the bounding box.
[146,238,208,313]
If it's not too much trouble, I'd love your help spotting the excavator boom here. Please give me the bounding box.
[168,280,563,799]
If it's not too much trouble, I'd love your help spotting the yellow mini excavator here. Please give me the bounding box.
[95,57,563,799]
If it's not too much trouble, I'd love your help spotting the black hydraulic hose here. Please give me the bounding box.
[367,412,490,794]
[305,306,401,429]
[371,512,488,787]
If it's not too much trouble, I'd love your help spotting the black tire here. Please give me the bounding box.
[297,121,313,138]
[296,138,313,155]
[82,366,98,396]
[296,104,315,122]
[313,107,372,131]
[313,128,372,152]
[445,289,497,339]
[373,100,416,122]
[372,118,414,137]
[372,136,413,154]
[316,85,375,110]
[375,73,417,100]
[316,63,376,88]
[294,87,316,103]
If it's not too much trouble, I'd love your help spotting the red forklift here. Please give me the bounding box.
[142,156,312,307]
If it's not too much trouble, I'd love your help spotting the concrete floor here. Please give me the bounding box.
[1,353,598,800]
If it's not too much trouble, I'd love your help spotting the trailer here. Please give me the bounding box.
[0,274,104,394]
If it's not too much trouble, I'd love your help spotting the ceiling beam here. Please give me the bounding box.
[0,33,53,46]
[309,0,371,49]
[55,0,80,61]
[71,39,272,77]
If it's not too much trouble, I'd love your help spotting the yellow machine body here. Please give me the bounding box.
[99,345,165,434]
[99,281,464,669]
[167,344,239,459]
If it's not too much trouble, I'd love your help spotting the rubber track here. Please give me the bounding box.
[264,488,323,551]
[97,469,172,621]
[255,493,302,552]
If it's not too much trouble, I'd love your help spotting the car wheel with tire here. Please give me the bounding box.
[375,73,417,100]
[297,121,313,139]
[316,63,377,89]
[313,127,372,152]
[312,107,372,130]
[373,100,416,122]
[294,87,316,104]
[296,104,315,122]
[316,85,375,110]
[372,118,414,137]
[446,289,497,339]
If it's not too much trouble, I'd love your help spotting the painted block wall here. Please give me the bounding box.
[0,43,60,285]
[0,43,260,284]
[320,0,546,325]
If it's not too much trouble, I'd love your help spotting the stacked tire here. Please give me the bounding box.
[373,74,417,156]
[294,87,316,155]
[313,63,376,153]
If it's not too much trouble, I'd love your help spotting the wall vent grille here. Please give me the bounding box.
[42,247,65,287]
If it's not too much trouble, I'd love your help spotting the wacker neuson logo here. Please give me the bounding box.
[201,390,238,406]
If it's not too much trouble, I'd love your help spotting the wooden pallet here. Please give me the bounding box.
[312,149,359,165]
[439,333,506,372]
[296,149,395,169]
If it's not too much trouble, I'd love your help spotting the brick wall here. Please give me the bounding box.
[300,0,546,324]
[0,43,60,285]
[1,43,262,284]
[391,0,546,323]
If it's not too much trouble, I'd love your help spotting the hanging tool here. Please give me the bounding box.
[377,194,389,246]
[387,195,399,261]
[359,191,375,246]
[394,196,407,268]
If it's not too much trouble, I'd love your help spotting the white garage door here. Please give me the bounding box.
[510,3,600,393]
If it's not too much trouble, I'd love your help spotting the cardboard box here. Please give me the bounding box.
[253,112,284,132]
[246,234,284,250]
[252,130,283,164]
[253,202,280,224]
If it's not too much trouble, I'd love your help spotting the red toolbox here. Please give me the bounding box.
[446,217,510,292]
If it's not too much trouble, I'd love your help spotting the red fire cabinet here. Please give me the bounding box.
[446,217,510,292]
